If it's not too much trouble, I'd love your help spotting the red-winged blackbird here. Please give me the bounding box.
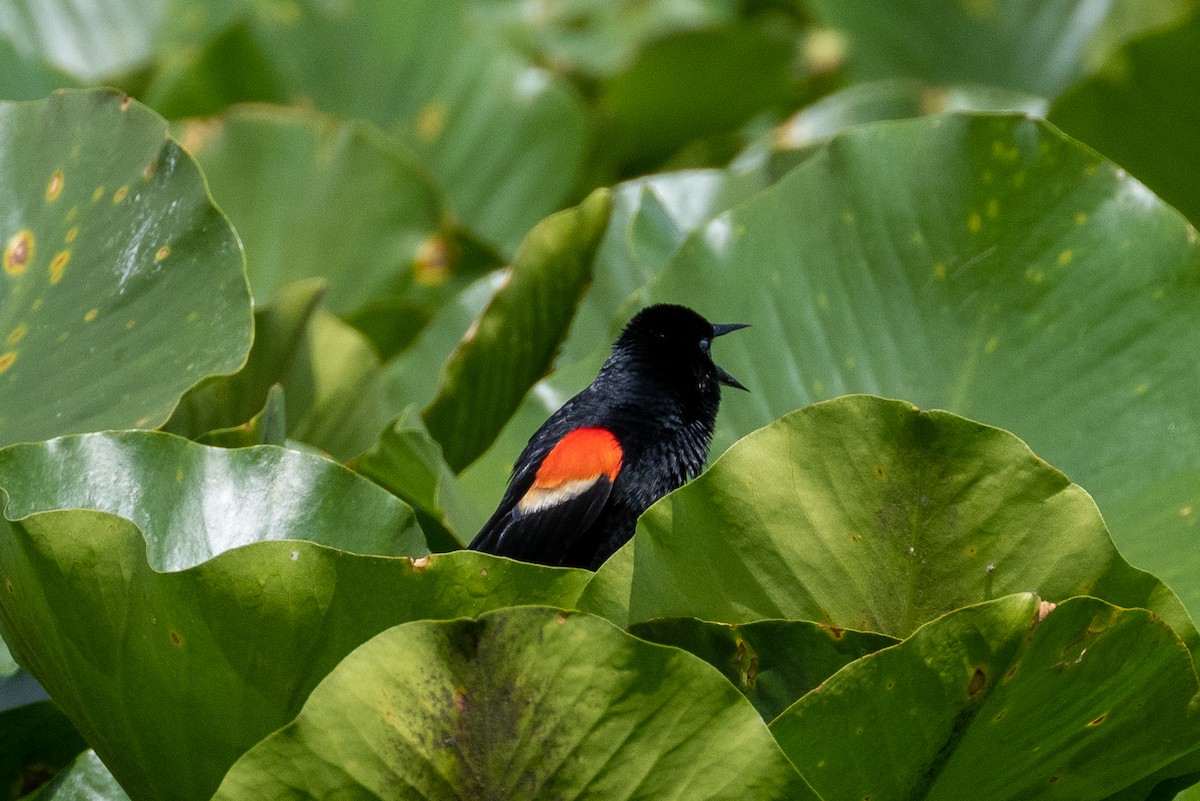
[469,304,748,569]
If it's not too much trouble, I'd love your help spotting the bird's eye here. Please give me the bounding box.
[699,338,711,354]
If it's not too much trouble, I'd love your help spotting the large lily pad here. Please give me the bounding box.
[627,396,1197,656]
[0,430,426,567]
[644,113,1200,617]
[771,595,1200,801]
[0,504,589,800]
[214,607,817,801]
[0,89,252,447]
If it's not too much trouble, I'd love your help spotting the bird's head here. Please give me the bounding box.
[610,304,749,409]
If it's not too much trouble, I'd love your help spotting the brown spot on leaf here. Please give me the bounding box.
[873,463,887,480]
[1087,713,1106,727]
[967,667,986,697]
[50,250,70,284]
[1049,776,1058,784]
[1038,600,1057,621]
[119,93,132,111]
[170,631,182,647]
[554,613,568,625]
[821,624,845,639]
[0,351,16,374]
[410,555,431,571]
[4,230,34,275]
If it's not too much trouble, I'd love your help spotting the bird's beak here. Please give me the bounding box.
[712,323,750,391]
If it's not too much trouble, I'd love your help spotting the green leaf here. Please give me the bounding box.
[807,0,1111,97]
[214,607,817,801]
[422,188,612,472]
[178,104,491,315]
[0,89,252,447]
[771,595,1200,801]
[629,397,1198,655]
[0,430,426,567]
[351,407,482,552]
[1051,14,1200,226]
[646,113,1200,621]
[0,39,74,101]
[0,510,589,801]
[22,751,128,801]
[630,618,896,721]
[1,701,86,800]
[247,0,590,255]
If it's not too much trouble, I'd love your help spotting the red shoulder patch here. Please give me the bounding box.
[533,427,622,488]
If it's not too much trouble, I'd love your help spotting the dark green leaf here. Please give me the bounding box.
[1,701,86,800]
[630,617,896,721]
[771,595,1200,801]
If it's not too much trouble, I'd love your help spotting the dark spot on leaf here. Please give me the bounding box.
[745,656,759,687]
[886,680,894,690]
[1049,776,1058,784]
[821,624,845,639]
[967,667,986,697]
[873,464,886,480]
[994,709,1007,722]
[1004,665,1018,683]
[4,230,34,275]
[170,631,182,647]
[1087,713,1106,727]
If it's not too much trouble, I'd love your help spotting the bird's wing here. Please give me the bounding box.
[468,427,623,566]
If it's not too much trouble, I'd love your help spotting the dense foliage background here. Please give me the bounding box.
[2,1,1200,799]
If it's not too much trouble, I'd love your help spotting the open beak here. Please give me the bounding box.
[712,323,750,391]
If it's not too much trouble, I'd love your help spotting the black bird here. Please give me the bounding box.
[468,304,748,569]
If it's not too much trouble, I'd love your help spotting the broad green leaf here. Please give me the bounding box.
[0,510,590,801]
[467,0,740,76]
[0,701,86,800]
[351,407,482,552]
[628,397,1198,656]
[422,188,612,472]
[0,89,252,447]
[247,0,590,255]
[646,113,1200,619]
[771,595,1200,801]
[1051,14,1200,226]
[0,0,239,80]
[23,751,129,801]
[214,607,817,801]
[0,430,426,567]
[459,168,765,508]
[629,618,896,721]
[178,104,492,315]
[807,0,1111,97]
